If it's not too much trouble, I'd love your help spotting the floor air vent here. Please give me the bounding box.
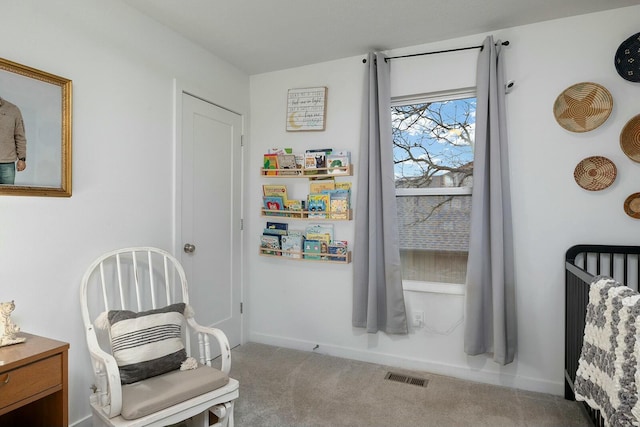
[384,372,428,387]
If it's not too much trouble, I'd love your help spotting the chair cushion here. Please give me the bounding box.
[120,364,230,420]
[107,303,187,384]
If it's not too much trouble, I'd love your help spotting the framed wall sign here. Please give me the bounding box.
[286,87,327,131]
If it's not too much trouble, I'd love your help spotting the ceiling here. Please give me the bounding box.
[122,0,640,75]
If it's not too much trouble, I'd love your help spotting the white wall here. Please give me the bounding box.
[247,5,640,396]
[2,2,638,424]
[0,1,249,425]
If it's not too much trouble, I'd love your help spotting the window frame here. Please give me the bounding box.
[392,88,476,295]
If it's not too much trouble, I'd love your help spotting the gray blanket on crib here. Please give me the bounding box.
[574,276,640,427]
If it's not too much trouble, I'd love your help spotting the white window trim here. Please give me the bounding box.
[391,87,476,107]
[403,280,466,295]
[396,187,472,197]
[393,88,476,295]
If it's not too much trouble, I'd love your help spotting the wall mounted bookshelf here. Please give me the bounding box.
[260,164,353,178]
[261,208,352,220]
[259,154,353,264]
[259,247,352,264]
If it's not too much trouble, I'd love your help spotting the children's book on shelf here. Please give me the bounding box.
[281,234,303,259]
[284,199,305,212]
[307,193,330,218]
[323,189,350,219]
[309,150,328,169]
[264,228,287,236]
[328,239,348,248]
[309,179,335,194]
[288,229,305,238]
[261,234,281,255]
[304,152,318,173]
[263,184,288,203]
[264,221,288,236]
[263,196,285,216]
[263,154,279,175]
[303,240,322,260]
[326,150,351,174]
[328,240,348,260]
[266,221,288,231]
[305,223,334,244]
[304,148,332,175]
[306,232,330,259]
[277,154,299,175]
[305,230,330,244]
[267,147,293,154]
[335,181,352,191]
[262,221,289,236]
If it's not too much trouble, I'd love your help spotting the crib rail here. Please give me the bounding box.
[566,245,640,289]
[564,244,640,427]
[564,263,590,397]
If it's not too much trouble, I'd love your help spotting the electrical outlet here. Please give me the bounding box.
[412,311,424,328]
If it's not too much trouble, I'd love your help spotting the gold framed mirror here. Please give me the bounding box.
[0,57,72,197]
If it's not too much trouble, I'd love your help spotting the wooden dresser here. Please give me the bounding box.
[0,333,69,427]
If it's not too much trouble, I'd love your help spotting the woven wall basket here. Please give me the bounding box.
[573,156,617,191]
[554,82,613,132]
[620,114,640,163]
[624,193,640,219]
[615,32,640,83]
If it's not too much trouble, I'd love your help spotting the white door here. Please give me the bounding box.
[179,92,242,349]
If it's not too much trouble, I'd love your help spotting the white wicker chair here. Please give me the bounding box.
[80,247,239,427]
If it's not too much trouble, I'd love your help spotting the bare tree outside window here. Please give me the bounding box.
[392,95,475,285]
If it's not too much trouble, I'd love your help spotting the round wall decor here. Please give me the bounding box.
[553,82,613,132]
[624,193,640,219]
[615,32,640,83]
[620,114,640,163]
[573,156,617,191]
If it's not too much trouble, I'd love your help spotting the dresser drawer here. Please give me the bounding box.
[0,354,62,410]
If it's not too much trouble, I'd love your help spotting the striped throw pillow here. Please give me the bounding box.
[108,303,187,384]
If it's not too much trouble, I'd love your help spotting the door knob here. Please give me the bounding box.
[184,243,196,253]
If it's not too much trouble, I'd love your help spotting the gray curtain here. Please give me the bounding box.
[353,52,408,334]
[464,36,516,365]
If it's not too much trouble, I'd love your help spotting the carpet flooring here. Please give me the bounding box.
[229,342,591,427]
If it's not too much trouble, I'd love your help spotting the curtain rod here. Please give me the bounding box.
[362,40,510,63]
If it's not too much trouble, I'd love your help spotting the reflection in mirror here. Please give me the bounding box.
[0,57,72,197]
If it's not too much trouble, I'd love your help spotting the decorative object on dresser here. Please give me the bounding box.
[553,82,613,132]
[0,300,25,347]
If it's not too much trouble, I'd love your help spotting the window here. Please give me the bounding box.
[392,91,475,289]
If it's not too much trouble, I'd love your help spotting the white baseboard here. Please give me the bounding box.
[248,332,564,396]
[70,414,93,427]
